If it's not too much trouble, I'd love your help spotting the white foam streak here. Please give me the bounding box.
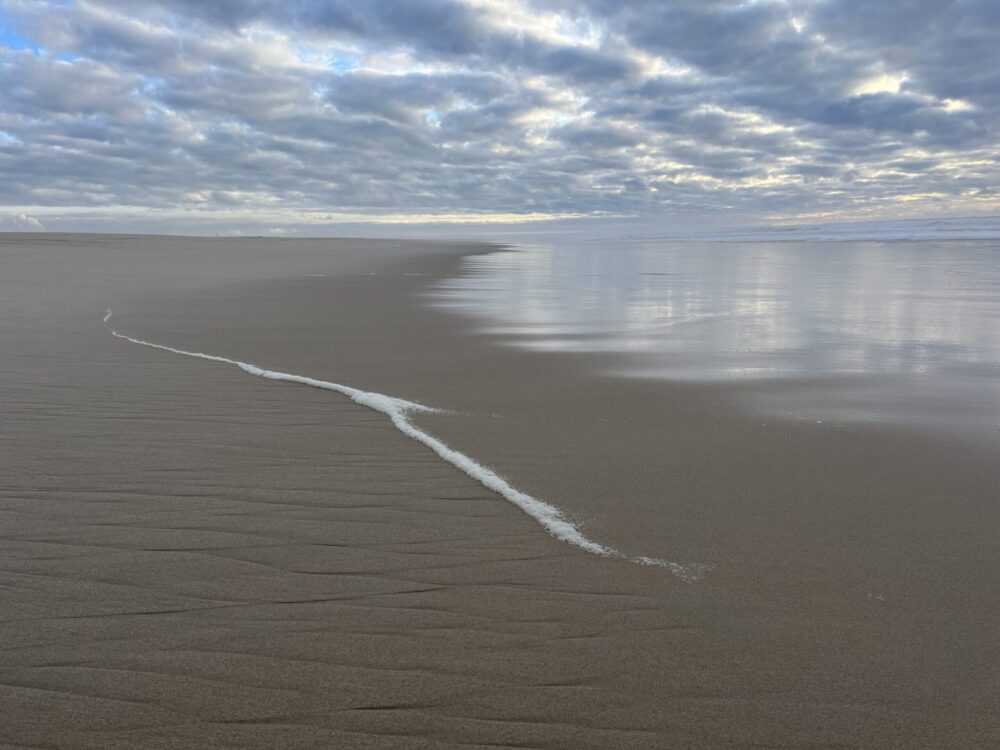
[103,309,708,581]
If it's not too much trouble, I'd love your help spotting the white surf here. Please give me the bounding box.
[104,309,709,581]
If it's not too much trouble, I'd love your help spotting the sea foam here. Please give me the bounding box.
[103,309,708,581]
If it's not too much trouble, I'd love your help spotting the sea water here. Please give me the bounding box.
[432,240,1000,438]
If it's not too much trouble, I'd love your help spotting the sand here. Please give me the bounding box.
[2,233,998,748]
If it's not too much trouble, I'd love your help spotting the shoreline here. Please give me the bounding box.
[3,234,999,748]
[100,307,705,581]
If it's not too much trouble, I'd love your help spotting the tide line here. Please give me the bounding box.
[103,309,709,582]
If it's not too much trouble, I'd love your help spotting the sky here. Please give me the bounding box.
[0,0,998,235]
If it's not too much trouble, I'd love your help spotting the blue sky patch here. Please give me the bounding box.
[328,53,360,74]
[0,13,41,53]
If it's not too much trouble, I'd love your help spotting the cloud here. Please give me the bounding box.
[0,0,997,229]
[0,211,44,229]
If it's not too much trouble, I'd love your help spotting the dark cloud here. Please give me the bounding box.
[0,0,997,229]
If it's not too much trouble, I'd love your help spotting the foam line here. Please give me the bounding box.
[103,309,709,581]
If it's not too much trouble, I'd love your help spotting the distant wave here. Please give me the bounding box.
[641,215,1000,243]
[103,309,709,581]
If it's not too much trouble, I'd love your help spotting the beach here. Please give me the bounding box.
[2,233,999,748]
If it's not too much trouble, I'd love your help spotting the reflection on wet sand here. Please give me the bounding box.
[434,240,1000,435]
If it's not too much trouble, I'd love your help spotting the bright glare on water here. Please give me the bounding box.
[433,240,1000,436]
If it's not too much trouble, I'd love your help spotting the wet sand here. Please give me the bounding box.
[2,233,998,748]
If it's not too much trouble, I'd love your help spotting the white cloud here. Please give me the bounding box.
[0,0,997,229]
[0,212,45,230]
[852,72,907,97]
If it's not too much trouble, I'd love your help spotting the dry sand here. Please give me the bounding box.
[2,233,998,748]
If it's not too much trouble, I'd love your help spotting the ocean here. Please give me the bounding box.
[433,238,1000,440]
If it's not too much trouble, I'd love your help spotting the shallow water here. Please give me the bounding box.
[433,240,1000,436]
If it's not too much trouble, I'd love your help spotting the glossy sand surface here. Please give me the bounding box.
[435,240,1000,437]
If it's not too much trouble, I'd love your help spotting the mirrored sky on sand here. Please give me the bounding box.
[434,240,1000,436]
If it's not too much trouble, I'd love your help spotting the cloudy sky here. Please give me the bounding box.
[1,0,998,234]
